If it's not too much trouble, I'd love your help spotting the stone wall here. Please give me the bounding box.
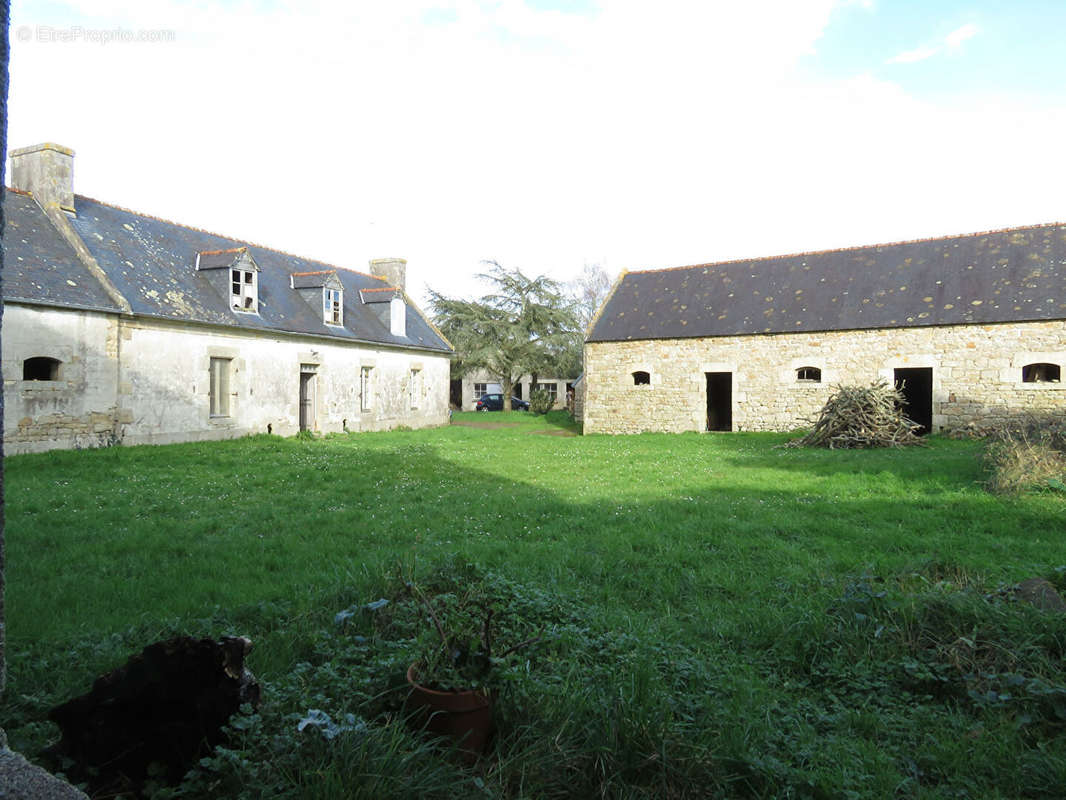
[3,304,451,453]
[583,320,1066,434]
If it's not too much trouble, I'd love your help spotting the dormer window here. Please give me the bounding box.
[324,288,343,325]
[197,247,260,315]
[232,268,258,312]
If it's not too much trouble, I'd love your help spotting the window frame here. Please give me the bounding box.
[795,366,822,383]
[231,268,258,313]
[360,366,373,411]
[324,287,343,326]
[209,357,232,417]
[535,382,558,402]
[410,368,422,409]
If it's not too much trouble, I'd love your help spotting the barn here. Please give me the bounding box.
[582,224,1066,434]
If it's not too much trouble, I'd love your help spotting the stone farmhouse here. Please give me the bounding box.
[582,223,1066,435]
[2,143,453,454]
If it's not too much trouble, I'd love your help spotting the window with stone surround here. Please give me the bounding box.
[1022,363,1061,383]
[209,357,232,416]
[632,370,651,385]
[23,356,61,381]
[796,366,822,383]
[231,268,258,313]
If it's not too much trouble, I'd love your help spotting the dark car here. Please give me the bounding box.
[475,393,530,411]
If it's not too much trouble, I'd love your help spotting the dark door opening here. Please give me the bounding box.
[299,371,316,431]
[893,367,933,435]
[449,379,462,408]
[706,372,732,431]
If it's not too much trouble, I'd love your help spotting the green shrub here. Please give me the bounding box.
[528,388,554,415]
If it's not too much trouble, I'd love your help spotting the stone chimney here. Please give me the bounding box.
[10,142,76,213]
[369,257,406,292]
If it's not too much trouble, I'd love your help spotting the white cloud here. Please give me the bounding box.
[887,45,940,64]
[945,22,979,48]
[887,21,979,66]
[8,3,1062,309]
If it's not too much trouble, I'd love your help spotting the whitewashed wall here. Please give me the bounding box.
[2,304,124,452]
[3,304,451,453]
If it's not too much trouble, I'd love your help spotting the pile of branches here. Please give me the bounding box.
[787,381,925,449]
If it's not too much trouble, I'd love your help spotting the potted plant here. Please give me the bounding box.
[403,580,539,756]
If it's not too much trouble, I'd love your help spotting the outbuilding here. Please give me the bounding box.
[583,224,1065,434]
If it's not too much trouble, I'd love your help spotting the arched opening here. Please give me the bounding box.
[796,366,821,383]
[23,356,61,381]
[632,371,651,386]
[1022,363,1060,383]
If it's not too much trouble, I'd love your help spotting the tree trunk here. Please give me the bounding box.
[502,376,513,411]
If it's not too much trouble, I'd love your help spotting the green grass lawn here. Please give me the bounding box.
[4,411,1065,798]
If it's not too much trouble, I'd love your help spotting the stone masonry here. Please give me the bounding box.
[583,319,1066,434]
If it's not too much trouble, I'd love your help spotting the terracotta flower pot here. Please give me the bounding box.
[405,664,494,756]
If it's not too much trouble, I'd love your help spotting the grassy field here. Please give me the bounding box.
[3,411,1066,798]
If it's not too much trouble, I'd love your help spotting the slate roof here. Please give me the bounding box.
[1,189,451,353]
[196,247,251,270]
[291,270,341,290]
[1,189,123,312]
[588,223,1066,343]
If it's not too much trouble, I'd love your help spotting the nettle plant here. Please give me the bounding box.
[357,562,543,693]
[408,581,541,692]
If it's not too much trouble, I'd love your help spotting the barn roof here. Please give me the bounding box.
[2,189,451,353]
[587,222,1066,343]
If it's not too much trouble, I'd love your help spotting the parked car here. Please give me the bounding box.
[475,393,530,411]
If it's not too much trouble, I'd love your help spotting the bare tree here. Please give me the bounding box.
[568,262,615,333]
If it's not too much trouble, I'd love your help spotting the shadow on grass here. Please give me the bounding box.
[6,433,1066,798]
[6,432,1062,644]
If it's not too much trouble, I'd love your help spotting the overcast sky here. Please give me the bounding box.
[8,0,1066,307]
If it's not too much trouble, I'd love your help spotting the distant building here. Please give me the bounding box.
[3,143,453,453]
[456,369,573,410]
[583,224,1065,434]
